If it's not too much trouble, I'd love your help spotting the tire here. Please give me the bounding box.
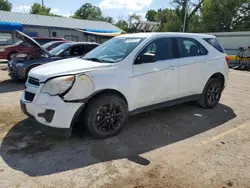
[198,78,223,109]
[7,52,17,60]
[84,94,128,139]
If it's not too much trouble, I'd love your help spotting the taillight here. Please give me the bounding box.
[225,55,230,66]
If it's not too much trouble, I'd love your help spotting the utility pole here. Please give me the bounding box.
[183,0,188,32]
[22,4,25,13]
[42,0,44,15]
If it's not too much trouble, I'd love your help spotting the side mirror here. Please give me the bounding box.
[136,53,156,64]
[62,51,70,56]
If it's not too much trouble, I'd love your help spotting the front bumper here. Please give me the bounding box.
[8,64,26,80]
[21,87,84,136]
[21,100,72,137]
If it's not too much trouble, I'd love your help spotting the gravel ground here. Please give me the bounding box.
[0,67,250,188]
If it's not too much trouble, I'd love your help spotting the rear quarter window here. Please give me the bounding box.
[203,38,225,53]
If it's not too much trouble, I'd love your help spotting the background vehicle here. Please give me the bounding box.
[8,31,99,81]
[42,41,70,51]
[0,40,33,60]
[21,32,229,139]
[33,37,66,45]
[0,36,66,60]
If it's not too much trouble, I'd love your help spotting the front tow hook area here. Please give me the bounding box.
[38,109,55,123]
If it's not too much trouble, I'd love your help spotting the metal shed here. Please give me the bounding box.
[0,11,122,44]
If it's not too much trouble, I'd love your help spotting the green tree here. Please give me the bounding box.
[173,0,204,31]
[156,8,181,32]
[187,14,204,32]
[146,9,157,21]
[128,13,141,33]
[101,16,115,24]
[30,3,51,15]
[74,3,102,20]
[50,13,64,17]
[202,0,250,32]
[0,0,12,11]
[116,20,129,32]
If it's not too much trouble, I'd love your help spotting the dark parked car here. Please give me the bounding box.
[8,31,99,81]
[0,35,66,60]
[42,41,70,51]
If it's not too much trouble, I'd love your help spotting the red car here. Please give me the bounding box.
[33,37,66,45]
[0,36,66,60]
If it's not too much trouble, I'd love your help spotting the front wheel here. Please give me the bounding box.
[84,94,128,139]
[198,78,223,109]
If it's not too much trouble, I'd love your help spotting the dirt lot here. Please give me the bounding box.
[0,67,250,188]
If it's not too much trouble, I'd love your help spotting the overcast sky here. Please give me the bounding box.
[10,0,172,20]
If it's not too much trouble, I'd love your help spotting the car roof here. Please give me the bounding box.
[116,32,216,39]
[33,37,66,40]
[45,41,70,44]
[70,42,100,45]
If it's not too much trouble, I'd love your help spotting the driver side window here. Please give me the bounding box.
[146,43,157,54]
[135,38,173,64]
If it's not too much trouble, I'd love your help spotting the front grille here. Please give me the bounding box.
[24,91,35,102]
[28,77,40,87]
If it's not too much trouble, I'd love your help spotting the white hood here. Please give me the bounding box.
[29,57,111,82]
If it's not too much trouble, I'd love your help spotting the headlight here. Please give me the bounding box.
[15,63,25,68]
[0,48,5,52]
[41,75,75,96]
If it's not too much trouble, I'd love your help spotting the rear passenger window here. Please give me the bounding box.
[204,38,225,53]
[176,38,208,57]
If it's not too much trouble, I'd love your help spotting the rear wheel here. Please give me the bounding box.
[198,78,223,108]
[84,94,128,139]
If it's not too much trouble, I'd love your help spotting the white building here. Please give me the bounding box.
[207,31,250,55]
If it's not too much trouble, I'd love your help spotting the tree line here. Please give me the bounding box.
[1,0,250,33]
[146,0,250,32]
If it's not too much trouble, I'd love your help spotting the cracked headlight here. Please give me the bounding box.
[41,75,75,96]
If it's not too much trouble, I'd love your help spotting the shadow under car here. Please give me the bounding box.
[0,102,236,176]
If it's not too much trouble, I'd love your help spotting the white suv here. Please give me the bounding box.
[21,33,229,138]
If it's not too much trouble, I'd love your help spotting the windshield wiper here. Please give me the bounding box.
[84,57,103,63]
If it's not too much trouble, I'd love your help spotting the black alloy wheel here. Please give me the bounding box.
[198,78,223,108]
[96,102,125,133]
[207,82,221,106]
[84,94,128,138]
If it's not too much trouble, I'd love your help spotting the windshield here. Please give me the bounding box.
[42,42,54,49]
[13,40,23,46]
[83,37,145,63]
[49,43,72,56]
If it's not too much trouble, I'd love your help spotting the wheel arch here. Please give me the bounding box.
[69,88,129,131]
[7,51,18,60]
[209,72,225,87]
[25,64,41,79]
[86,89,128,105]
